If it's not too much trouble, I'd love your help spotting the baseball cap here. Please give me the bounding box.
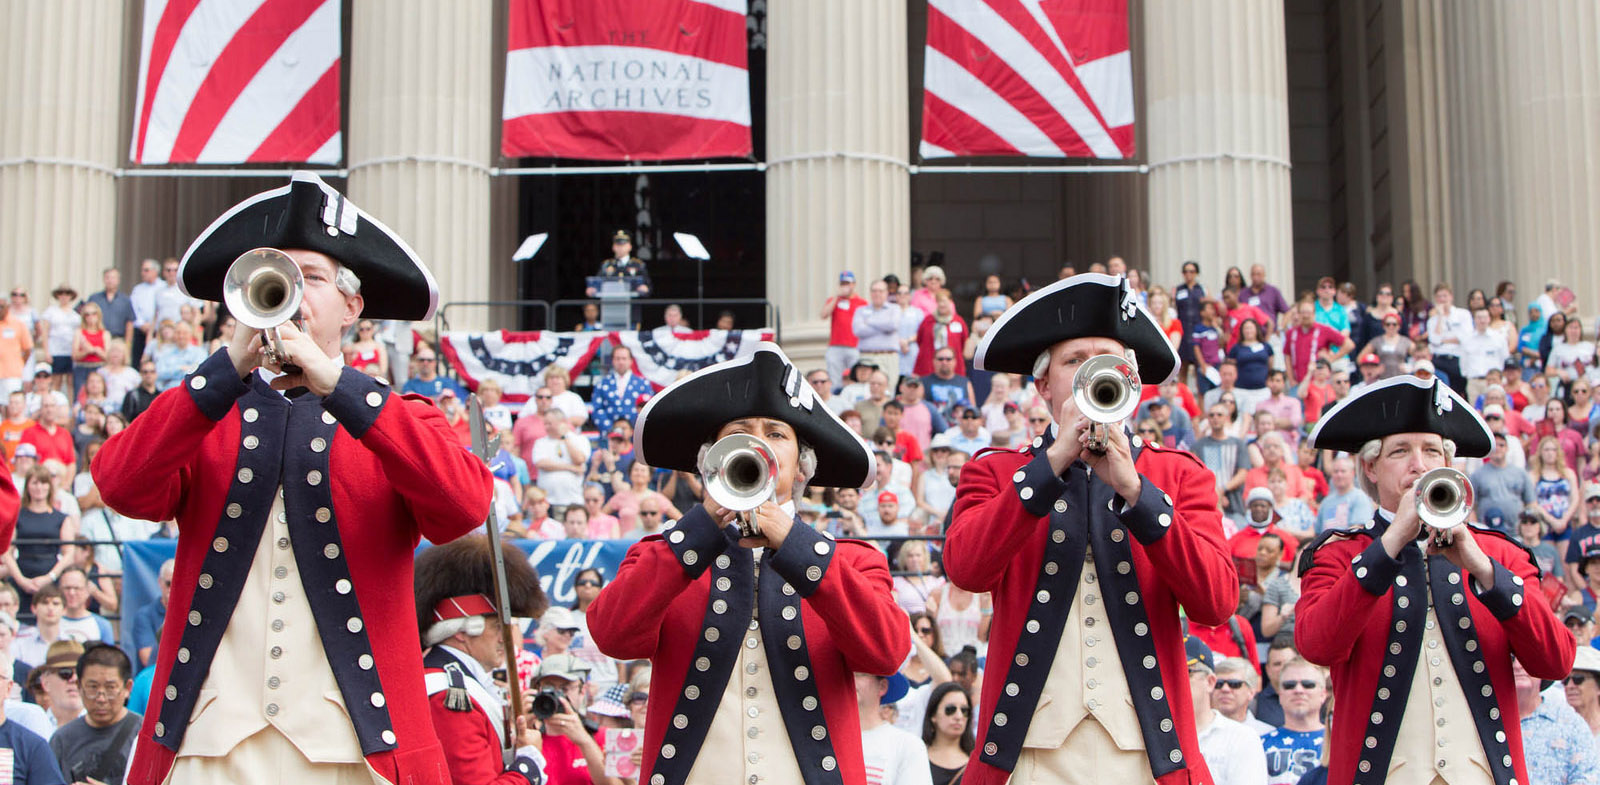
[12,443,36,459]
[32,363,50,378]
[1587,482,1600,501]
[532,653,592,683]
[1582,549,1600,574]
[1246,487,1275,506]
[609,424,629,438]
[1358,353,1381,366]
[879,672,909,705]
[1185,636,1215,672]
[1564,606,1594,625]
[542,606,580,631]
[877,491,897,505]
[1413,359,1435,375]
[839,271,856,283]
[1482,404,1506,418]
[1574,646,1600,675]
[439,388,457,399]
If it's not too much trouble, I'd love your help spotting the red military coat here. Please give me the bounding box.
[587,505,910,785]
[423,646,543,785]
[93,350,493,785]
[0,468,15,556]
[945,430,1238,785]
[1295,513,1575,785]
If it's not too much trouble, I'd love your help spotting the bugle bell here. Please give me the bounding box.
[1072,354,1141,453]
[700,433,778,538]
[1415,467,1473,530]
[223,248,304,371]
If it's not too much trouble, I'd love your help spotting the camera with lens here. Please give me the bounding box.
[530,687,566,719]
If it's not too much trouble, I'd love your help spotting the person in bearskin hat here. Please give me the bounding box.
[415,535,548,785]
[92,171,495,785]
[945,273,1239,785]
[1294,375,1574,785]
[586,342,911,785]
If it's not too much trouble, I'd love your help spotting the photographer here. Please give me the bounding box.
[530,654,608,785]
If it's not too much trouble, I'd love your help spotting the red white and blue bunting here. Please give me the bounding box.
[439,330,609,403]
[439,328,774,402]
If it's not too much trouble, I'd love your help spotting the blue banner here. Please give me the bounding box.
[120,538,639,661]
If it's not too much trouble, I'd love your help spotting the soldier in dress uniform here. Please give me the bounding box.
[415,535,548,785]
[586,342,911,785]
[92,171,496,785]
[587,230,651,298]
[1295,375,1574,785]
[945,273,1239,785]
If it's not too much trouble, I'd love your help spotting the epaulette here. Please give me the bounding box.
[1294,524,1372,577]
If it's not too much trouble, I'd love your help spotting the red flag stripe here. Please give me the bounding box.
[167,0,325,162]
[507,0,748,70]
[921,92,1022,158]
[133,0,205,162]
[926,7,1102,157]
[982,0,1118,140]
[248,59,341,162]
[501,112,752,161]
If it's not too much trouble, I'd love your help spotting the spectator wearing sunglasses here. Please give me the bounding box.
[938,406,990,459]
[35,640,84,735]
[1517,654,1600,785]
[1259,659,1327,785]
[50,643,140,785]
[1210,657,1273,736]
[1563,646,1600,738]
[1187,638,1267,785]
[0,650,63,784]
[922,681,974,785]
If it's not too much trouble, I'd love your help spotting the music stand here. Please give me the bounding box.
[587,276,644,330]
[674,232,711,327]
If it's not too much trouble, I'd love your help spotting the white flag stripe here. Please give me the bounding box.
[1018,0,1075,68]
[687,0,747,14]
[129,0,173,160]
[927,0,1119,157]
[919,139,956,159]
[139,0,271,163]
[923,48,1062,157]
[307,130,340,164]
[197,0,339,163]
[1075,51,1134,129]
[503,45,751,125]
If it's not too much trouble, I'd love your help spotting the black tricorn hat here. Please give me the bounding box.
[634,342,875,489]
[1308,375,1493,458]
[413,534,547,644]
[973,273,1179,383]
[178,171,439,321]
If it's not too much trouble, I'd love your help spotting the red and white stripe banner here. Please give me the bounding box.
[440,330,609,404]
[130,0,342,165]
[612,328,774,389]
[920,0,1134,159]
[501,0,752,161]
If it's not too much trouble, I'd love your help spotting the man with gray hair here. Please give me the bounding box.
[1210,657,1273,735]
[1187,639,1267,785]
[1296,375,1572,785]
[1312,456,1372,534]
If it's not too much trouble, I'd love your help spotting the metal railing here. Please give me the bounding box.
[433,297,777,338]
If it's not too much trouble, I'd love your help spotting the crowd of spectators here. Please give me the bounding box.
[9,254,1600,784]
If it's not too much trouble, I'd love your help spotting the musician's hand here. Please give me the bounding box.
[1425,523,1495,585]
[514,714,543,750]
[1080,423,1141,506]
[702,500,737,527]
[546,698,589,742]
[1380,484,1425,559]
[1044,394,1087,475]
[738,500,794,551]
[266,321,342,397]
[227,324,264,379]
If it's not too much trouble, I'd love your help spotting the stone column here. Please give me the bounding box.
[0,0,124,306]
[765,0,910,367]
[1440,2,1514,299]
[1144,0,1293,295]
[1502,1,1600,317]
[346,0,494,331]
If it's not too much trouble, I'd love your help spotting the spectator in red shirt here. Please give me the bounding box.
[19,399,72,468]
[1283,300,1354,383]
[1221,287,1272,349]
[822,271,868,390]
[1228,487,1301,563]
[913,292,969,377]
[879,401,924,466]
[1299,359,1337,421]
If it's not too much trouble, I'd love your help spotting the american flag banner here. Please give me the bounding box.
[920,0,1135,159]
[501,0,752,160]
[439,330,610,404]
[610,328,774,389]
[130,0,342,165]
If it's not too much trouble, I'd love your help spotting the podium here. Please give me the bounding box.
[587,276,645,330]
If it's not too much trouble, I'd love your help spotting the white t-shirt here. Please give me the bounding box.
[531,433,590,506]
[859,723,934,785]
[39,306,80,357]
[1549,340,1595,378]
[1197,711,1269,785]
